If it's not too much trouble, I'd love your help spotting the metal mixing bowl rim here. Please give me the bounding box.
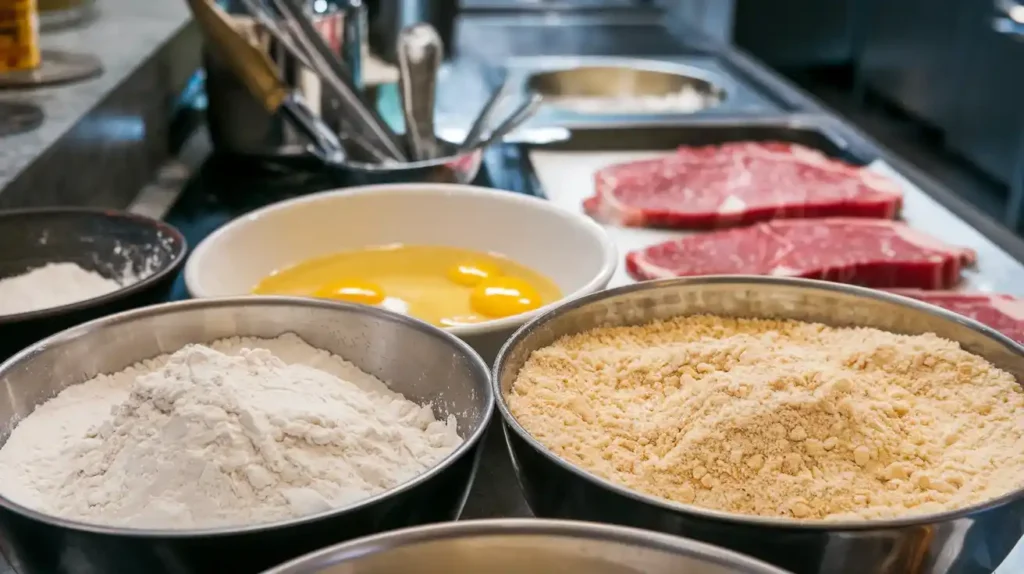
[493,275,1024,531]
[0,207,188,324]
[260,518,792,574]
[520,55,729,88]
[523,57,730,103]
[0,296,494,538]
[185,183,619,337]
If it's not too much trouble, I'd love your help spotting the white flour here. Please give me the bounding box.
[548,84,712,114]
[0,262,123,315]
[0,334,462,529]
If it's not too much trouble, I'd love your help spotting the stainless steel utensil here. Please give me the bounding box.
[369,0,458,64]
[460,77,513,152]
[236,0,314,70]
[260,519,791,574]
[203,8,354,160]
[0,297,492,574]
[278,96,348,164]
[494,276,1024,574]
[337,138,484,186]
[233,0,395,163]
[188,0,347,164]
[476,93,543,147]
[396,23,443,160]
[342,0,367,91]
[271,0,407,162]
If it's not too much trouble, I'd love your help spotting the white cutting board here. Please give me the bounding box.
[528,150,679,288]
[527,149,1024,295]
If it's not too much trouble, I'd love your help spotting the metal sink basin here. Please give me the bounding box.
[527,65,725,114]
[503,56,778,128]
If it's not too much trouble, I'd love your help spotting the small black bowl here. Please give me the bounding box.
[0,208,187,359]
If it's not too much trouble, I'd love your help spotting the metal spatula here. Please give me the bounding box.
[396,23,444,161]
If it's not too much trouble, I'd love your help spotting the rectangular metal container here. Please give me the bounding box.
[518,115,856,160]
[502,55,780,129]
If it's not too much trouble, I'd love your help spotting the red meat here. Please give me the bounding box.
[626,218,977,290]
[887,289,1024,345]
[584,142,903,229]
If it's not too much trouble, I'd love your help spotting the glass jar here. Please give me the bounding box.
[0,0,41,72]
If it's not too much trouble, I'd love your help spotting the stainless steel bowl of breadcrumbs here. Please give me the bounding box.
[493,276,1024,574]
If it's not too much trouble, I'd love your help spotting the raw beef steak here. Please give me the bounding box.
[584,141,903,229]
[626,218,977,289]
[887,289,1024,344]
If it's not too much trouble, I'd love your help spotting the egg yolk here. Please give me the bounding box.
[313,280,386,305]
[470,276,543,319]
[447,260,501,287]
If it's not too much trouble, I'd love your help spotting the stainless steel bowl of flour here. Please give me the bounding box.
[261,519,791,574]
[0,297,492,574]
[493,276,1024,574]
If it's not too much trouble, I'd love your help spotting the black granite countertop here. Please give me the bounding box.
[0,1,198,211]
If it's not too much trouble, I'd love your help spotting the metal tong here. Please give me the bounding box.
[239,0,407,163]
[460,81,544,152]
[186,0,347,164]
[477,93,544,147]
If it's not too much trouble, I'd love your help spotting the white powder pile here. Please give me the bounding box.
[511,315,1024,521]
[0,262,123,315]
[0,334,462,529]
[549,84,712,114]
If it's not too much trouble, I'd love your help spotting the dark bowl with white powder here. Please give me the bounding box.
[0,297,493,574]
[0,208,187,359]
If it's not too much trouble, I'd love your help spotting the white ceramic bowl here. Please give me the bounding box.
[185,184,617,363]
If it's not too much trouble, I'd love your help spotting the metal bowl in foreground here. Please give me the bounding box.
[0,298,493,574]
[527,65,725,114]
[260,519,792,574]
[494,276,1024,574]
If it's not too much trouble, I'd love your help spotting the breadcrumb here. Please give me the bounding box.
[508,315,1024,520]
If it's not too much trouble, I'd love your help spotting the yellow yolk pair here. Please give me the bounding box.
[446,261,543,319]
[309,260,542,321]
[253,245,560,327]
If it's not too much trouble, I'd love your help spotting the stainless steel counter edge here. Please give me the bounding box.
[0,0,199,210]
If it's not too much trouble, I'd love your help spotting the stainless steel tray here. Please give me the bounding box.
[503,55,779,128]
[514,116,1024,293]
